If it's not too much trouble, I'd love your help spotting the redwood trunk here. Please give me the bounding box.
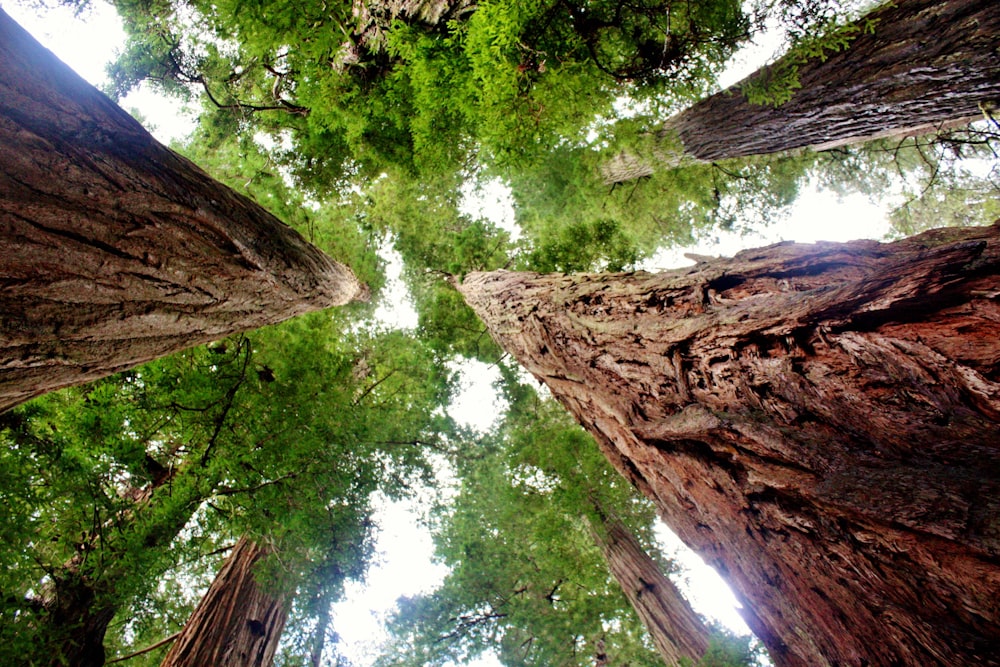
[589,515,710,665]
[603,0,1000,181]
[160,537,290,667]
[459,223,1000,666]
[0,10,365,412]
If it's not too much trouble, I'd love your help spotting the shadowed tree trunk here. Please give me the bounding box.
[0,9,365,412]
[30,460,192,667]
[160,537,290,667]
[588,514,711,666]
[459,222,1000,666]
[602,0,1000,183]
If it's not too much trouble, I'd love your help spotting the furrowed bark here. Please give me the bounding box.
[589,514,710,666]
[459,223,1000,666]
[0,10,365,412]
[602,0,1000,182]
[160,537,289,667]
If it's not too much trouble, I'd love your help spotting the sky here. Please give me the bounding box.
[2,1,899,665]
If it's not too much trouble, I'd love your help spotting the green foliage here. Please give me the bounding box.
[680,630,768,667]
[808,124,1000,238]
[0,306,456,664]
[741,4,883,106]
[378,367,691,666]
[14,2,999,666]
[508,140,821,272]
[106,0,750,177]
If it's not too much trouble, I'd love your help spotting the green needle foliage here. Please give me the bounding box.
[378,366,762,666]
[103,0,751,177]
[0,306,457,665]
[6,2,998,665]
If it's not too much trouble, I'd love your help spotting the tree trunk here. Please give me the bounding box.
[0,10,365,413]
[458,222,1000,666]
[160,537,290,667]
[588,514,711,666]
[308,599,331,667]
[44,579,117,667]
[35,463,195,667]
[602,0,1000,182]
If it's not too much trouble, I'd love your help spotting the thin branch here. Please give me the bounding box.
[106,631,182,664]
[352,369,399,406]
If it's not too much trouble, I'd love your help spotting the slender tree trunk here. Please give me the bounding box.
[588,514,710,666]
[602,0,1000,182]
[308,600,331,667]
[44,581,117,667]
[459,222,1000,666]
[160,537,290,667]
[0,10,365,413]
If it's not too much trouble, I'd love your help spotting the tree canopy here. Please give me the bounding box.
[2,0,999,665]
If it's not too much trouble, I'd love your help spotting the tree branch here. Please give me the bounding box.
[106,631,182,664]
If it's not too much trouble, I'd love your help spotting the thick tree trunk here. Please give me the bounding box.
[602,0,1000,182]
[0,10,365,413]
[589,515,710,666]
[160,537,290,667]
[459,222,1000,666]
[44,580,117,667]
[36,464,193,667]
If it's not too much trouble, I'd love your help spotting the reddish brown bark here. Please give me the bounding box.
[603,0,1000,182]
[0,10,365,413]
[459,223,1000,666]
[160,537,290,667]
[589,515,710,666]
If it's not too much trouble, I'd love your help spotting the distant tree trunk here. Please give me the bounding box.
[335,0,476,68]
[459,222,1000,666]
[602,0,1000,182]
[588,514,710,666]
[0,10,365,413]
[308,599,332,667]
[160,537,290,667]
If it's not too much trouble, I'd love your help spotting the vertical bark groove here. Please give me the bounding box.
[160,538,289,667]
[459,223,1000,666]
[0,10,365,412]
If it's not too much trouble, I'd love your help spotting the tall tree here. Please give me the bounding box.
[588,513,710,665]
[603,0,1000,177]
[458,223,1000,666]
[0,10,364,412]
[159,537,289,667]
[380,376,752,667]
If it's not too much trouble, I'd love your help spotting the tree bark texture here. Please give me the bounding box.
[0,10,365,413]
[459,222,1000,666]
[589,515,710,666]
[160,537,290,667]
[602,0,1000,182]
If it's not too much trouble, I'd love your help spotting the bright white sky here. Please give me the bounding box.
[3,1,901,664]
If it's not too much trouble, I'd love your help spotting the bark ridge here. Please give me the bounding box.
[0,10,365,411]
[460,223,1000,666]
